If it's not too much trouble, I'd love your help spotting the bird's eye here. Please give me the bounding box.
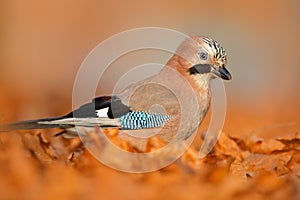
[199,51,208,60]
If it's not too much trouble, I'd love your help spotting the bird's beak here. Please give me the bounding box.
[212,67,232,80]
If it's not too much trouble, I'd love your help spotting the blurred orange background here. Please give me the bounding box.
[0,1,300,199]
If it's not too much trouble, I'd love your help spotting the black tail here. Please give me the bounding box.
[0,116,67,132]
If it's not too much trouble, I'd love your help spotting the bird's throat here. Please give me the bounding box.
[192,74,211,90]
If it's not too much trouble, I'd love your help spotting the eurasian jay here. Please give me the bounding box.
[0,36,231,149]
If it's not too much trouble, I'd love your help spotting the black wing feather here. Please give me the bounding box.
[64,96,130,119]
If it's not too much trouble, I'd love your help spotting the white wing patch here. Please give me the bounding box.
[96,107,109,118]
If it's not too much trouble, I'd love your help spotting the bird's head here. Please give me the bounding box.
[174,36,232,82]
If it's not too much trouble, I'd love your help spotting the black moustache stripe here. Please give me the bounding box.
[189,64,212,75]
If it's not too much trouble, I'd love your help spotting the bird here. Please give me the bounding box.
[0,35,231,149]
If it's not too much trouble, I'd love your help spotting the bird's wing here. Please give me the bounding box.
[41,94,174,130]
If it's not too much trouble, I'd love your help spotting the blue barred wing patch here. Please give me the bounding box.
[120,111,173,129]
